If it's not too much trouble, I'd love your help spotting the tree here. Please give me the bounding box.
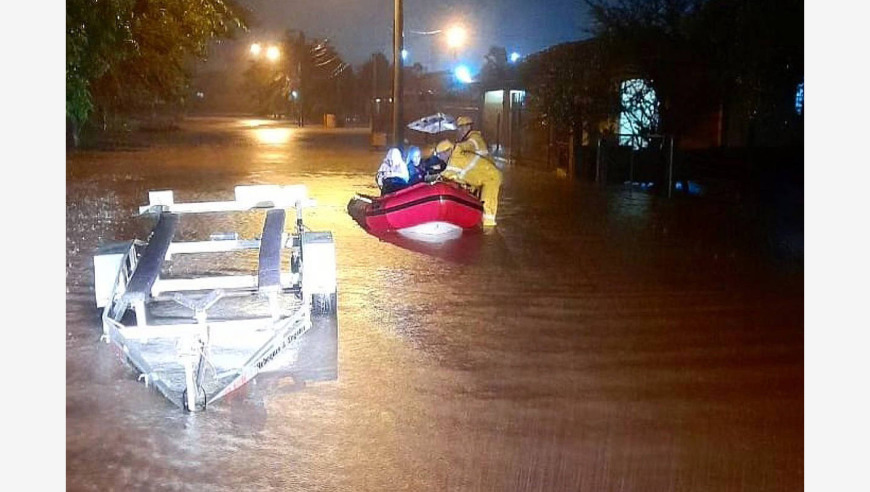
[694,0,803,145]
[585,0,803,145]
[241,32,351,122]
[585,0,708,138]
[520,40,619,143]
[242,56,292,116]
[305,37,351,118]
[66,0,134,131]
[66,0,247,136]
[480,46,511,88]
[356,54,391,98]
[349,53,390,122]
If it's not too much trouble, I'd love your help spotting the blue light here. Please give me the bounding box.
[509,52,520,63]
[455,65,473,84]
[688,181,704,196]
[401,49,408,61]
[795,81,804,115]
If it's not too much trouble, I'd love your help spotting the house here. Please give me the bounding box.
[478,38,803,186]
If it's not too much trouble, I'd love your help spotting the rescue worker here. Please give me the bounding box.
[439,116,503,226]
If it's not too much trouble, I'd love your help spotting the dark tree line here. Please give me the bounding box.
[242,43,441,127]
[242,31,357,122]
[66,0,247,141]
[518,0,803,147]
[520,39,619,145]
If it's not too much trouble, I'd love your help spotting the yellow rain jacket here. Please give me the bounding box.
[442,131,503,225]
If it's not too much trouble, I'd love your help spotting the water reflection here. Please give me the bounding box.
[257,151,288,164]
[239,118,271,128]
[367,229,486,265]
[252,127,294,145]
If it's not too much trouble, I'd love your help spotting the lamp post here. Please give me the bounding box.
[392,0,404,148]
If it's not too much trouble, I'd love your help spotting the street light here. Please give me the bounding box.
[445,25,467,50]
[250,42,280,63]
[445,25,467,62]
[266,46,281,62]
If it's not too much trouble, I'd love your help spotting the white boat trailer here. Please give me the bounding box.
[94,185,337,411]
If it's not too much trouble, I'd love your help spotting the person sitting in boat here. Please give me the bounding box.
[376,146,423,195]
[405,146,424,186]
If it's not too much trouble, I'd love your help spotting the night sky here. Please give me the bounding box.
[237,0,593,71]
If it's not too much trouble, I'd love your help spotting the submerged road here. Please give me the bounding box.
[66,117,802,491]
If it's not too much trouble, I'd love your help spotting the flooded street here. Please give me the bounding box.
[66,117,802,491]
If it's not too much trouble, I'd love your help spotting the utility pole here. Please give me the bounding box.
[392,0,404,148]
[371,53,377,131]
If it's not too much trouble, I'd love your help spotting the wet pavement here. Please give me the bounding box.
[66,116,802,491]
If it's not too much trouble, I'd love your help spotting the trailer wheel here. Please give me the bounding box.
[312,292,337,317]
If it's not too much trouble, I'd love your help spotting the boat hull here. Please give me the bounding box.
[348,181,483,235]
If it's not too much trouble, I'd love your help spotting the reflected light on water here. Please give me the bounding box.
[258,151,287,164]
[240,119,270,128]
[253,127,293,145]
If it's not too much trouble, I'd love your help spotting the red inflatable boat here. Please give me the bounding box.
[348,181,483,238]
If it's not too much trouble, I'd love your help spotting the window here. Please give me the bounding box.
[619,79,659,149]
[510,90,526,107]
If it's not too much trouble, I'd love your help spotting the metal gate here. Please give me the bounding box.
[596,134,675,197]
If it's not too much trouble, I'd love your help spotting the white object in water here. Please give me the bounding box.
[397,221,463,243]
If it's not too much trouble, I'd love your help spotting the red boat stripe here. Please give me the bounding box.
[368,194,484,217]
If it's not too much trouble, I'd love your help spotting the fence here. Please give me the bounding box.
[596,134,675,197]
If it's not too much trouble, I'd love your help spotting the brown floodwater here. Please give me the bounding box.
[66,117,802,491]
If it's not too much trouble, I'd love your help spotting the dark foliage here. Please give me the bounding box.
[67,0,247,134]
[585,0,803,145]
[242,31,352,121]
[520,39,620,139]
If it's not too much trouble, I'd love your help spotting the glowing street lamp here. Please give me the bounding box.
[250,43,262,56]
[265,45,281,62]
[445,25,467,50]
[510,52,521,63]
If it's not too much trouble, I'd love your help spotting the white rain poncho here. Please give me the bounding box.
[375,147,409,188]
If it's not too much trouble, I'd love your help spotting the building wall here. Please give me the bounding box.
[679,106,724,150]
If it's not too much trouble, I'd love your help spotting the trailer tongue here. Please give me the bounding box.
[94,185,337,411]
